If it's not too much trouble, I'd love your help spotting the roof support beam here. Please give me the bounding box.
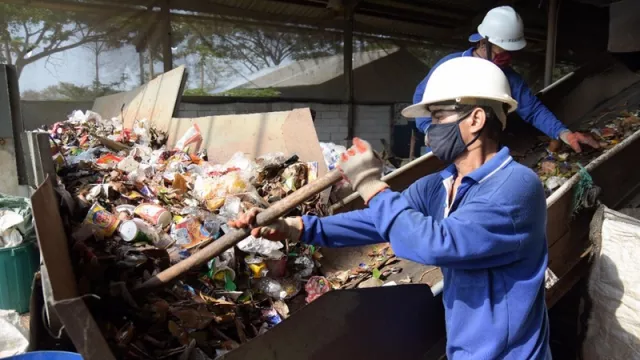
[544,0,559,86]
[344,0,358,141]
[161,0,173,72]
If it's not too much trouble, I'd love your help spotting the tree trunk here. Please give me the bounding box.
[138,51,145,85]
[148,48,155,79]
[3,38,12,65]
[200,62,204,89]
[95,48,100,85]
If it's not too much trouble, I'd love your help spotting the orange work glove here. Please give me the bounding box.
[337,137,389,204]
[559,131,600,153]
[227,208,303,242]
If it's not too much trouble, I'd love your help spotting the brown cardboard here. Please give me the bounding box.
[92,66,186,130]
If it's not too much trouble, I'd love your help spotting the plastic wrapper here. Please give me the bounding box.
[261,307,282,327]
[256,152,286,168]
[237,235,284,258]
[117,156,141,173]
[170,217,212,249]
[253,277,288,300]
[545,176,568,192]
[292,256,315,278]
[68,147,101,165]
[305,276,332,303]
[193,173,250,201]
[174,123,202,152]
[95,153,123,168]
[320,142,347,170]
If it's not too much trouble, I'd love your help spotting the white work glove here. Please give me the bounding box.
[559,130,600,153]
[228,208,303,242]
[337,137,389,204]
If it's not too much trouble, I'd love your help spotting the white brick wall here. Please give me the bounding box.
[177,102,391,151]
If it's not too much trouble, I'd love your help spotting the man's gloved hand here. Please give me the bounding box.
[227,208,303,242]
[337,137,389,204]
[559,130,600,153]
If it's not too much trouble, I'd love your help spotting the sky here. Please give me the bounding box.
[20,44,150,93]
[17,42,267,95]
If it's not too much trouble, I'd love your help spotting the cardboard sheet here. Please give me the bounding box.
[31,176,78,301]
[92,66,186,130]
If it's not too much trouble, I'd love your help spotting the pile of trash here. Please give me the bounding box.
[46,110,340,359]
[523,110,640,196]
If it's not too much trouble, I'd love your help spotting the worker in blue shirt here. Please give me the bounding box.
[414,5,599,154]
[230,57,551,359]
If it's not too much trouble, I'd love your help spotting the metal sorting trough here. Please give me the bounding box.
[221,54,640,359]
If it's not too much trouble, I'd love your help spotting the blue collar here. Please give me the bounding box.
[439,147,513,183]
[461,47,475,57]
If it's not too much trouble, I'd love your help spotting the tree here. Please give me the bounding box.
[0,4,129,78]
[21,76,127,100]
[83,38,125,85]
[184,22,344,73]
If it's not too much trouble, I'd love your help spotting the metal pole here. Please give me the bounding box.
[344,7,355,141]
[161,0,173,72]
[544,0,558,87]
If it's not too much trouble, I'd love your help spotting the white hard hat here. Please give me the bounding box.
[402,57,518,129]
[468,6,527,51]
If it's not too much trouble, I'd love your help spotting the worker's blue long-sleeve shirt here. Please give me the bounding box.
[413,48,568,140]
[300,147,551,359]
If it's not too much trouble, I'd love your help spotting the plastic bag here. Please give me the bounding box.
[68,109,102,125]
[0,194,35,248]
[223,152,258,181]
[219,196,242,219]
[132,118,150,146]
[0,310,29,357]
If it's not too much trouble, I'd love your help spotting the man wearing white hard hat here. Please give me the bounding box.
[413,5,599,154]
[230,57,551,359]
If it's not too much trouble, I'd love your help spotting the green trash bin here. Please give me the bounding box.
[0,241,39,313]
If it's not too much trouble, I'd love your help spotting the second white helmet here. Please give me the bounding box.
[469,6,527,51]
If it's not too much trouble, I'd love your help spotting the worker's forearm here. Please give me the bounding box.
[300,210,386,248]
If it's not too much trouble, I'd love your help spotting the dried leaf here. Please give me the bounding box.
[173,173,188,195]
[170,307,216,330]
[168,320,190,346]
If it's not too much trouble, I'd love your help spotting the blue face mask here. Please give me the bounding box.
[427,110,483,164]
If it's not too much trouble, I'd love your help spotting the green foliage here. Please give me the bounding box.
[183,88,211,96]
[21,80,123,100]
[372,268,381,280]
[218,87,281,97]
